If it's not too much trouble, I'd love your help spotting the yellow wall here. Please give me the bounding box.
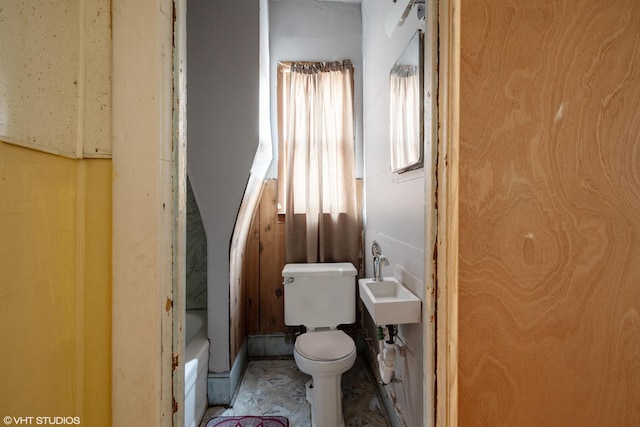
[0,141,111,426]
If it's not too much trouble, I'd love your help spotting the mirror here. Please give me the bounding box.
[389,30,424,173]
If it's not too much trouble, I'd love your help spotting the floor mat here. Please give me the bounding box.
[205,416,289,427]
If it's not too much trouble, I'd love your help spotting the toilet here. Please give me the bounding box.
[283,262,358,427]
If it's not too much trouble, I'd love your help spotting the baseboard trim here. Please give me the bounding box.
[247,333,295,358]
[207,340,248,405]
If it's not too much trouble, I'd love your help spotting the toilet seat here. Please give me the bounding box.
[295,330,355,361]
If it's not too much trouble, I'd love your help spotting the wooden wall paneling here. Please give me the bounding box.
[241,179,364,336]
[230,250,244,361]
[244,186,262,335]
[259,180,287,334]
[233,179,265,360]
[458,1,640,425]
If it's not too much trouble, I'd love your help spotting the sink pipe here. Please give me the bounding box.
[371,243,398,384]
[377,325,398,385]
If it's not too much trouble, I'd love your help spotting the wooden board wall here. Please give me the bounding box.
[244,195,262,335]
[243,179,364,336]
[245,179,287,335]
[458,1,640,425]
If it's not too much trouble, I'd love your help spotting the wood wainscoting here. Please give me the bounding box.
[231,179,363,361]
[245,179,287,336]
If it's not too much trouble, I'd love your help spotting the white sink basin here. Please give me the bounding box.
[358,277,421,325]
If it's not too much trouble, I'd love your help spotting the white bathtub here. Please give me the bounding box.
[185,310,209,427]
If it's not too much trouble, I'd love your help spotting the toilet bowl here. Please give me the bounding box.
[282,262,358,427]
[294,330,357,427]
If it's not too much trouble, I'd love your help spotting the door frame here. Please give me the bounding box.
[435,0,460,426]
[111,0,182,424]
[172,0,188,424]
[111,0,459,424]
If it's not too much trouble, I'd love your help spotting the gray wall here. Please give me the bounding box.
[361,1,426,426]
[187,0,260,372]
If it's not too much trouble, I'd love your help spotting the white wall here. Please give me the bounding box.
[187,0,260,372]
[0,0,111,158]
[362,1,426,426]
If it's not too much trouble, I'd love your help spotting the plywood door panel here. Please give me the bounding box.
[458,1,640,425]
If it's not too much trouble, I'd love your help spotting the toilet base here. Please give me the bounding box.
[292,331,356,427]
[304,376,345,427]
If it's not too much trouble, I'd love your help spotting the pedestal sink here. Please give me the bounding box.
[358,277,421,325]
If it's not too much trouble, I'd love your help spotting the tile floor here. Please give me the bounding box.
[200,356,389,427]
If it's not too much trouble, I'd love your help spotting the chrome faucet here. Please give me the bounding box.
[372,241,389,281]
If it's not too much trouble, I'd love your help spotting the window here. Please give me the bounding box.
[276,60,358,264]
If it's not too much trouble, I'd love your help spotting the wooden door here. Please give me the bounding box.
[457,1,640,425]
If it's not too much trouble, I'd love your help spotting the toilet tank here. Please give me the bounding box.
[283,262,357,329]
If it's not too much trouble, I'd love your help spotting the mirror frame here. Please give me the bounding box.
[389,30,424,173]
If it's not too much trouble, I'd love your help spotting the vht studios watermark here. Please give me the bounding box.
[3,416,81,425]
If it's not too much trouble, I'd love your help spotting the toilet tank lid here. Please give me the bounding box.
[283,262,357,277]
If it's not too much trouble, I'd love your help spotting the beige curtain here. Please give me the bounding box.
[281,61,358,265]
[389,66,420,171]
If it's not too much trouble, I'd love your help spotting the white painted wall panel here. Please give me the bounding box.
[0,0,80,156]
[0,0,111,158]
[82,0,113,157]
[187,0,260,373]
[361,1,426,426]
